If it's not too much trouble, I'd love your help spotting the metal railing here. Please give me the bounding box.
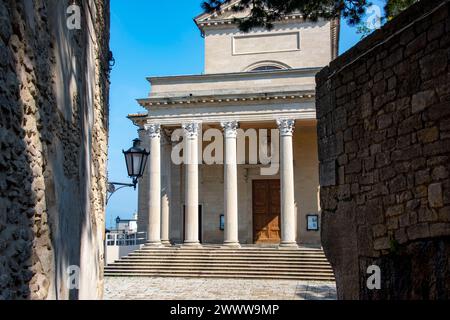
[105,232,147,246]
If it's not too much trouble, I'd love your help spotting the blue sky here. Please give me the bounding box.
[106,0,386,229]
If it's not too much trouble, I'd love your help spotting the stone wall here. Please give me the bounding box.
[0,0,110,299]
[316,0,450,299]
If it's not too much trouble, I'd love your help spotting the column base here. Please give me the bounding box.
[182,241,202,248]
[161,240,172,247]
[146,240,163,247]
[222,241,241,248]
[278,242,298,249]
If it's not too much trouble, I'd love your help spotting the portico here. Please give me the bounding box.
[130,68,321,247]
[143,118,299,248]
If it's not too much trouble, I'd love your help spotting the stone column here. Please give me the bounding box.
[183,123,200,246]
[145,124,162,246]
[161,130,172,246]
[277,119,298,248]
[221,121,240,247]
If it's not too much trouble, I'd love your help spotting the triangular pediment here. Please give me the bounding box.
[195,0,252,23]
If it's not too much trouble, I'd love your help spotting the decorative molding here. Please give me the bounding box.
[232,32,300,56]
[147,67,321,84]
[221,121,239,139]
[244,60,292,72]
[145,124,161,139]
[277,119,296,136]
[330,17,340,60]
[161,129,173,146]
[182,123,200,139]
[128,113,148,128]
[138,91,315,107]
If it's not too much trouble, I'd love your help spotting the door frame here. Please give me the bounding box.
[183,204,203,243]
[251,179,281,244]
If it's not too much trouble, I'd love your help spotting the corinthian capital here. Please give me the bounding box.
[182,122,200,139]
[145,124,161,139]
[221,121,239,139]
[277,119,295,136]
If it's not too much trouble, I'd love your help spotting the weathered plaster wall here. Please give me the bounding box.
[316,0,450,299]
[0,0,110,300]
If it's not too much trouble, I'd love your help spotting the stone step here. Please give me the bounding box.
[106,247,334,281]
[128,252,327,258]
[104,272,335,281]
[138,247,325,251]
[122,256,329,262]
[138,248,324,253]
[104,268,334,276]
[108,261,332,267]
[105,265,333,272]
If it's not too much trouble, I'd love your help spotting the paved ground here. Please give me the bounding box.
[104,277,337,300]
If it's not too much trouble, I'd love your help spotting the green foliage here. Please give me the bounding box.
[202,0,371,32]
[201,0,418,33]
[385,0,418,20]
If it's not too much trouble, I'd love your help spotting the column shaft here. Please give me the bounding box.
[277,119,298,248]
[183,123,200,246]
[161,132,172,245]
[146,124,162,246]
[221,121,240,247]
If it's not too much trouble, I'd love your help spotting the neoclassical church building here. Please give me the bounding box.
[129,1,339,248]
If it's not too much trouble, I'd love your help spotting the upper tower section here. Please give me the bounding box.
[195,0,339,74]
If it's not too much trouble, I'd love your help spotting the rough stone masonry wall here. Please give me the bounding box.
[316,0,450,299]
[0,0,110,299]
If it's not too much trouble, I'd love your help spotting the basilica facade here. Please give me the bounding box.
[129,0,339,247]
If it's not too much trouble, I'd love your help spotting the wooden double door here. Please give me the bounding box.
[252,180,281,244]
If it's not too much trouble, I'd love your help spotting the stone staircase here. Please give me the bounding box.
[104,245,335,281]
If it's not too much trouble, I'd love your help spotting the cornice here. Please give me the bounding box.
[147,67,322,85]
[137,90,315,108]
[194,0,241,24]
[127,113,148,128]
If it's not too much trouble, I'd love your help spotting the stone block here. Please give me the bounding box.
[417,127,439,143]
[425,102,450,121]
[377,113,393,129]
[338,184,351,200]
[415,169,431,186]
[428,182,444,208]
[428,21,445,41]
[387,217,399,230]
[399,213,411,228]
[373,237,390,250]
[405,32,427,57]
[380,166,396,181]
[438,206,450,222]
[423,140,450,156]
[366,198,385,225]
[414,185,428,198]
[412,90,437,113]
[418,206,439,222]
[429,223,450,237]
[320,160,337,187]
[346,159,362,174]
[394,228,408,244]
[407,223,430,240]
[390,175,407,193]
[375,152,390,168]
[386,204,404,217]
[372,224,387,239]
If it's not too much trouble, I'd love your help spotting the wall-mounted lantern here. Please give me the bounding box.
[106,139,149,205]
